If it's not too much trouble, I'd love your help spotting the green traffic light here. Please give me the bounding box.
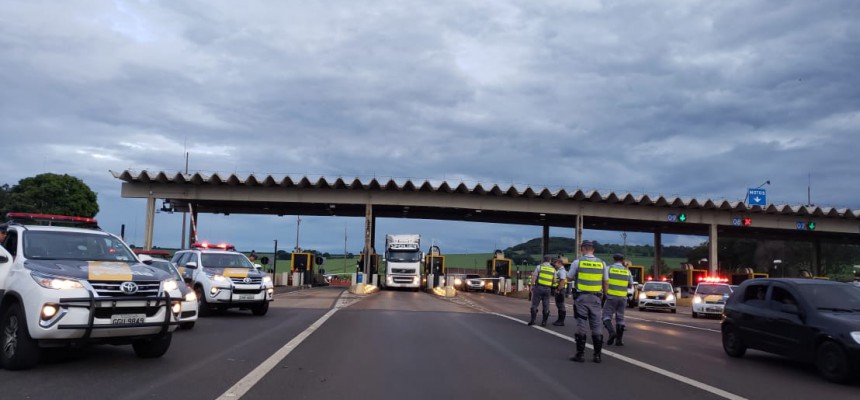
[807,221,816,230]
[679,213,687,222]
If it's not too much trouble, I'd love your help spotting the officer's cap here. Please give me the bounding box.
[613,253,624,261]
[543,254,554,261]
[580,240,594,247]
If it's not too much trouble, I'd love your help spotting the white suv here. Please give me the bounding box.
[172,243,273,316]
[0,213,183,370]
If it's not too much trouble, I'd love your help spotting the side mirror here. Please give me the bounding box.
[185,261,198,269]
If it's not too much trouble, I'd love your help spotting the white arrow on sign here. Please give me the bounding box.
[753,196,762,203]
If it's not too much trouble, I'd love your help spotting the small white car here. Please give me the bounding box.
[138,255,198,329]
[638,280,677,313]
[692,282,733,318]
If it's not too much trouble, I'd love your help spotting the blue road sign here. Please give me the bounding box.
[667,213,677,222]
[747,188,767,206]
[796,221,806,230]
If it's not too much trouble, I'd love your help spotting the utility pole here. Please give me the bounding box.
[343,222,347,271]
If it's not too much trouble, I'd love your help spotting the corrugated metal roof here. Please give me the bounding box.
[110,170,860,219]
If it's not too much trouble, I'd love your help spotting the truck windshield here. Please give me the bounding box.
[23,230,136,262]
[387,250,420,262]
[201,253,253,268]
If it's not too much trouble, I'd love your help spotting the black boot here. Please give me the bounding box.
[540,312,549,327]
[553,311,566,326]
[603,319,616,345]
[570,334,587,362]
[527,310,537,326]
[616,325,625,346]
[592,335,603,363]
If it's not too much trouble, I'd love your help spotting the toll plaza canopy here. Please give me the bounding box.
[112,170,860,274]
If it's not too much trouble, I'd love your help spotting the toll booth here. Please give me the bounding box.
[424,245,445,287]
[627,264,645,284]
[357,252,379,275]
[671,268,707,289]
[292,252,315,286]
[730,268,769,285]
[486,250,512,293]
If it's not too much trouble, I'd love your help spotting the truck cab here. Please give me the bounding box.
[383,234,422,291]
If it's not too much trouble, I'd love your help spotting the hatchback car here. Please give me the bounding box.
[721,278,860,383]
[638,281,676,313]
[138,255,198,330]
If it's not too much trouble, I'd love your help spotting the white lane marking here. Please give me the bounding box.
[624,315,721,333]
[492,313,747,400]
[217,291,359,400]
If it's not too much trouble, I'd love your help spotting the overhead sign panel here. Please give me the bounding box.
[747,188,767,206]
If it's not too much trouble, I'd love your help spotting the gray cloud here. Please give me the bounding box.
[1,0,858,253]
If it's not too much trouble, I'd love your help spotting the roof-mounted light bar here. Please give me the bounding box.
[5,212,99,228]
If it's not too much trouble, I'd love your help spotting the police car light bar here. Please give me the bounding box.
[5,212,99,228]
[191,242,236,251]
[698,276,729,283]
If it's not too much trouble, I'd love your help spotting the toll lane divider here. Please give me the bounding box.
[217,291,363,400]
[492,313,748,400]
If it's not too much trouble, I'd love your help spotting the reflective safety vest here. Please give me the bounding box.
[576,260,604,293]
[536,264,556,287]
[607,266,631,298]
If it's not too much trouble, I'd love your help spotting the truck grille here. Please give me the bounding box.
[89,281,162,297]
[391,269,413,274]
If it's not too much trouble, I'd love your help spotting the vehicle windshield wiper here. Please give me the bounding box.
[817,307,855,312]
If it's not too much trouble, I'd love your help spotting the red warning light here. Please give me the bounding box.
[743,218,752,226]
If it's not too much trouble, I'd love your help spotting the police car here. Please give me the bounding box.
[692,277,733,318]
[637,278,677,313]
[136,252,198,330]
[171,242,273,316]
[0,213,183,370]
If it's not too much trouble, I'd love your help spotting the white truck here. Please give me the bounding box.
[382,234,422,291]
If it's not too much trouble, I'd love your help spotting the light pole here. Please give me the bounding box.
[295,215,301,252]
[773,259,782,278]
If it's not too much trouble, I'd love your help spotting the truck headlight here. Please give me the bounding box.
[31,272,83,290]
[851,332,860,345]
[454,278,462,285]
[163,279,179,292]
[693,295,702,304]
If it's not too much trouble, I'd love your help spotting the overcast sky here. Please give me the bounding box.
[2,1,858,256]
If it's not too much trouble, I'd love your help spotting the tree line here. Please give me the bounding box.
[0,173,98,217]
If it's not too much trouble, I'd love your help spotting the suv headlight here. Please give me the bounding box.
[262,275,272,284]
[31,272,84,290]
[163,279,179,292]
[184,290,197,302]
[212,274,228,283]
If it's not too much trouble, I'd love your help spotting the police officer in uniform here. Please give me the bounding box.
[603,253,633,346]
[567,240,608,363]
[551,257,568,326]
[528,255,556,327]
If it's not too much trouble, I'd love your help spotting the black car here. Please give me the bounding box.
[721,278,860,383]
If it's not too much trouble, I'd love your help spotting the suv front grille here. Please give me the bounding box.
[93,306,161,318]
[230,276,263,285]
[89,281,162,297]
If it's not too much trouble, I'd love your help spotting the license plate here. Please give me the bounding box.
[706,307,721,312]
[238,295,255,301]
[111,314,145,324]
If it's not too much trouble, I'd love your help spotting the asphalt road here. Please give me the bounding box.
[2,287,858,399]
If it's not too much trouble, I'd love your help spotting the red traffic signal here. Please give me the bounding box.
[743,218,752,226]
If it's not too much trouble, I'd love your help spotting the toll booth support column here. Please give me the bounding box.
[653,231,662,278]
[575,213,583,259]
[813,239,822,277]
[708,223,719,275]
[541,224,550,256]
[144,196,155,250]
[363,203,373,277]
